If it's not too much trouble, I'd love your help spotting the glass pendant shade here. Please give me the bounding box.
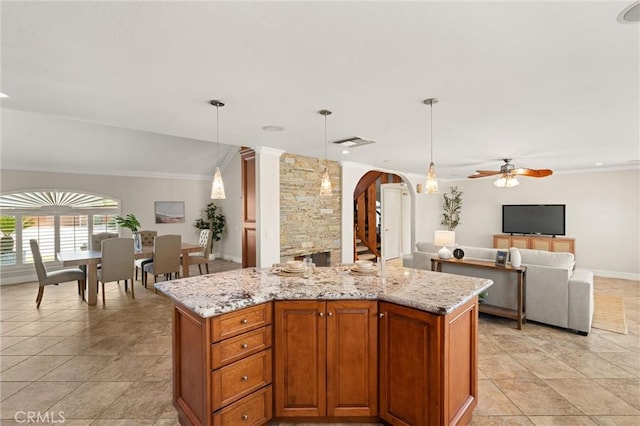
[493,174,519,188]
[211,167,226,199]
[425,162,439,194]
[320,167,332,197]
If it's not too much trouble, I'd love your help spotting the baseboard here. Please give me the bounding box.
[592,269,640,281]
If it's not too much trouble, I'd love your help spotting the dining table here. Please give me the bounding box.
[57,242,203,305]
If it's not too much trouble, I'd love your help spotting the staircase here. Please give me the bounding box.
[353,171,402,262]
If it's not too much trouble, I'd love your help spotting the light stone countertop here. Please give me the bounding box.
[154,266,493,318]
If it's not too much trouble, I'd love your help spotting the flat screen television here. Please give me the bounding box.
[502,204,566,236]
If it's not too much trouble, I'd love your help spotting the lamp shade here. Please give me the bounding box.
[434,230,455,259]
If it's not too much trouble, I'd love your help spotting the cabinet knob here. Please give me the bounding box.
[241,342,248,349]
[327,312,333,317]
[319,312,324,317]
[241,375,248,381]
[242,413,249,421]
[241,318,248,324]
[379,312,385,318]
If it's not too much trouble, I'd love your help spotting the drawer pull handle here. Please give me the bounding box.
[241,342,249,349]
[328,312,333,317]
[319,312,324,317]
[242,414,249,421]
[241,375,248,381]
[379,312,385,318]
[241,318,248,324]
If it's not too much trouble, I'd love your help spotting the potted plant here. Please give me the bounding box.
[441,186,462,231]
[114,213,141,234]
[194,202,226,256]
[0,216,35,254]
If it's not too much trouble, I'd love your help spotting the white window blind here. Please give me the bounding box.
[93,214,118,234]
[23,215,55,264]
[60,215,89,252]
[0,215,17,266]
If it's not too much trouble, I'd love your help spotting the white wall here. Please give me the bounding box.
[420,169,639,279]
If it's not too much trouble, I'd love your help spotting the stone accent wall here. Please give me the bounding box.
[280,153,341,264]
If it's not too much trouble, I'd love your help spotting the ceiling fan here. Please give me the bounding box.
[468,159,553,187]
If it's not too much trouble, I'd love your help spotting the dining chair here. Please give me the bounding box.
[183,229,212,275]
[134,230,157,282]
[98,238,134,304]
[30,239,86,308]
[143,234,181,291]
[90,232,118,250]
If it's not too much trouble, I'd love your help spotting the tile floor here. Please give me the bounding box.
[1,264,638,425]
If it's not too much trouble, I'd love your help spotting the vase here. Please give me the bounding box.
[509,247,521,268]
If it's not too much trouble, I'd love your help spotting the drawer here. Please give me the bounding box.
[211,303,272,343]
[212,349,272,410]
[212,385,272,426]
[212,325,272,369]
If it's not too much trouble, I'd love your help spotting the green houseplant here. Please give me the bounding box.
[0,216,35,254]
[194,202,226,251]
[114,213,141,234]
[441,186,463,231]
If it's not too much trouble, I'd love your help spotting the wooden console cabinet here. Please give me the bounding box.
[493,234,575,254]
[379,299,479,426]
[274,300,378,418]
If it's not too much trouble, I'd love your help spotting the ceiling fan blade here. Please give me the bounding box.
[511,168,553,178]
[468,170,501,178]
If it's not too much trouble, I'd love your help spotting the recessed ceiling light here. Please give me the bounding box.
[0,92,9,98]
[618,1,639,24]
[341,150,350,155]
[595,162,604,166]
[261,125,284,132]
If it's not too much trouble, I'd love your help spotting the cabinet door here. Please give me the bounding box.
[493,235,511,249]
[510,236,529,249]
[326,300,378,417]
[551,238,574,253]
[530,238,552,251]
[274,301,326,417]
[379,302,441,426]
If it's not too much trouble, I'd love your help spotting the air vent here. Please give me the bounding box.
[332,136,376,148]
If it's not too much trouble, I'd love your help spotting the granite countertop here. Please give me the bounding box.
[154,266,493,318]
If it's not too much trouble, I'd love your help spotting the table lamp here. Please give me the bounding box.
[434,230,456,259]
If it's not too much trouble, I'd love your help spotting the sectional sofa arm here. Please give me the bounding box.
[568,269,595,334]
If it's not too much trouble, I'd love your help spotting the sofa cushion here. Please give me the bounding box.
[416,242,437,253]
[519,248,574,271]
[458,245,500,261]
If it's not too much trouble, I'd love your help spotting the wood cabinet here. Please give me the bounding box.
[173,302,273,426]
[493,234,575,254]
[379,299,478,426]
[274,300,378,418]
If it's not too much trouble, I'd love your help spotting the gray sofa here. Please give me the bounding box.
[406,242,594,334]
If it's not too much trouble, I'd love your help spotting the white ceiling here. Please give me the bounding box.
[1,1,638,180]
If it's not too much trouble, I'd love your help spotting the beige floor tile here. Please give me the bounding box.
[0,381,29,401]
[528,416,598,425]
[0,335,68,356]
[153,419,181,426]
[593,378,640,409]
[479,353,537,380]
[77,334,140,356]
[35,321,90,336]
[0,322,31,333]
[492,378,582,416]
[38,335,108,355]
[0,336,29,351]
[120,334,172,356]
[474,379,523,416]
[490,334,545,353]
[139,355,172,382]
[0,381,80,419]
[511,352,585,379]
[99,380,172,419]
[1,355,73,381]
[0,355,30,372]
[595,351,640,377]
[92,420,155,425]
[1,321,61,336]
[544,378,639,416]
[590,416,640,425]
[48,381,133,419]
[38,355,115,381]
[89,355,162,381]
[555,352,636,379]
[470,415,535,425]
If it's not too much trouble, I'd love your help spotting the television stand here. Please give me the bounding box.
[493,234,575,254]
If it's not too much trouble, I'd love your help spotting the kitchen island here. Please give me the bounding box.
[155,266,493,426]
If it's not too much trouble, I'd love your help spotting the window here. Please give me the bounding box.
[0,191,120,269]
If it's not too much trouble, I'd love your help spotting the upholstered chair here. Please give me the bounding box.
[98,238,135,304]
[184,229,213,275]
[90,232,118,250]
[143,234,181,291]
[134,230,157,281]
[30,239,86,308]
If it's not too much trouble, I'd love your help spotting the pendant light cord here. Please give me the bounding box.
[430,101,433,163]
[216,105,220,166]
[324,113,327,162]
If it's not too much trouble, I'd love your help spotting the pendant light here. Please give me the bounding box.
[210,100,226,199]
[319,109,333,197]
[423,98,439,194]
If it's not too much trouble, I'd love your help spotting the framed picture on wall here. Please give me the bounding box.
[155,201,185,224]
